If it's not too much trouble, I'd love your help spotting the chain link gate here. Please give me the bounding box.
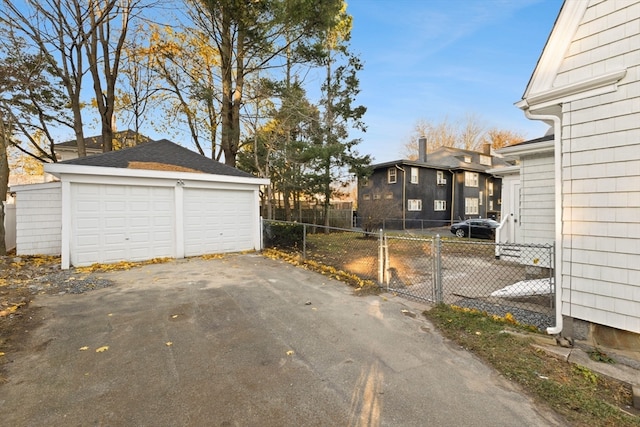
[383,234,555,331]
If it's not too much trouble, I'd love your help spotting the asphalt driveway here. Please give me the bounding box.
[0,254,563,426]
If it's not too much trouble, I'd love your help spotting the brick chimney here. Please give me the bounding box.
[418,137,427,162]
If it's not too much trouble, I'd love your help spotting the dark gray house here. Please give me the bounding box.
[357,144,510,229]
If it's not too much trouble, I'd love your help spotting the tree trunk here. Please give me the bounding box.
[0,116,9,255]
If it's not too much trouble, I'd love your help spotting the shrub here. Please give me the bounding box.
[263,222,304,249]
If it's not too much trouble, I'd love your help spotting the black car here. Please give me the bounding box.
[450,219,499,239]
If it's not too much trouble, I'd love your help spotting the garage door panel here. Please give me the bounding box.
[71,184,175,267]
[183,188,255,257]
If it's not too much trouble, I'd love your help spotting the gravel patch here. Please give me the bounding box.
[2,256,114,296]
[453,298,555,331]
[27,271,114,295]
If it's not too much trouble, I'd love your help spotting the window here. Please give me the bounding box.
[408,199,422,211]
[434,200,446,211]
[385,193,393,199]
[489,200,494,211]
[436,171,447,185]
[388,168,397,184]
[488,181,494,196]
[464,155,472,163]
[464,172,478,187]
[465,198,479,215]
[360,177,370,187]
[363,194,371,200]
[479,155,491,166]
[479,191,483,205]
[373,194,381,200]
[410,167,419,184]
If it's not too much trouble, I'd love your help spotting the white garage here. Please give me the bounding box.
[30,140,269,269]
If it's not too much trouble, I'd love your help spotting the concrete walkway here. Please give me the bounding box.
[0,254,564,426]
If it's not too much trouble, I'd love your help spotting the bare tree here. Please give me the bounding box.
[0,113,9,255]
[86,0,144,152]
[401,115,525,159]
[0,0,146,156]
[482,128,525,149]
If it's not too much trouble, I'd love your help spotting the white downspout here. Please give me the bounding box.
[523,109,563,335]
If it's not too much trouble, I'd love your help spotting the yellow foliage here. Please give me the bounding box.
[201,253,226,260]
[95,346,109,353]
[75,257,171,273]
[0,303,26,317]
[261,249,378,291]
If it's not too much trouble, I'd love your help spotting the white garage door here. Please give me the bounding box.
[71,184,175,266]
[183,188,254,257]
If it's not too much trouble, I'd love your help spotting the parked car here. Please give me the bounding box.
[450,219,499,239]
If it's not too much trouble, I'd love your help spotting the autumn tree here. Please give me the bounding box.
[116,25,158,142]
[138,25,223,158]
[189,0,345,166]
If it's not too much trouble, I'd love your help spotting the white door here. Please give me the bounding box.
[510,182,522,243]
[183,188,254,256]
[71,183,175,266]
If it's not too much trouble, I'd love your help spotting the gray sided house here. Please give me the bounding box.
[13,140,268,269]
[358,144,509,229]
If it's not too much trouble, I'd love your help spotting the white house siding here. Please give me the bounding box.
[520,153,555,245]
[556,0,640,333]
[15,182,62,256]
[3,202,16,251]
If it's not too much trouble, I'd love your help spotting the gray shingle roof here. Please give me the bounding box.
[60,139,255,178]
[371,146,512,173]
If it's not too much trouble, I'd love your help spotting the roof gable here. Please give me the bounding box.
[521,1,586,100]
[59,139,254,178]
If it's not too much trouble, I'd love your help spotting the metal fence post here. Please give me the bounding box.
[303,223,307,259]
[434,234,443,304]
[378,229,384,284]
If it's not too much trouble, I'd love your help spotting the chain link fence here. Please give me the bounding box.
[262,220,555,331]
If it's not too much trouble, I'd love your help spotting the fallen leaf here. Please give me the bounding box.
[96,346,109,353]
[286,350,294,356]
[166,342,173,346]
[107,313,113,317]
[0,352,5,357]
[171,314,179,319]
[79,346,89,351]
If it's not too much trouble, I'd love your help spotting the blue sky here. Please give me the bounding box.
[344,0,564,163]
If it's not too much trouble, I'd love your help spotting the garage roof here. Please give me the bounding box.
[59,139,254,178]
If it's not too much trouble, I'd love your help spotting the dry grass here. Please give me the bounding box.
[425,304,640,427]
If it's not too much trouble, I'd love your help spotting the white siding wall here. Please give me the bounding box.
[3,202,16,251]
[520,154,555,245]
[557,0,640,332]
[15,183,62,256]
